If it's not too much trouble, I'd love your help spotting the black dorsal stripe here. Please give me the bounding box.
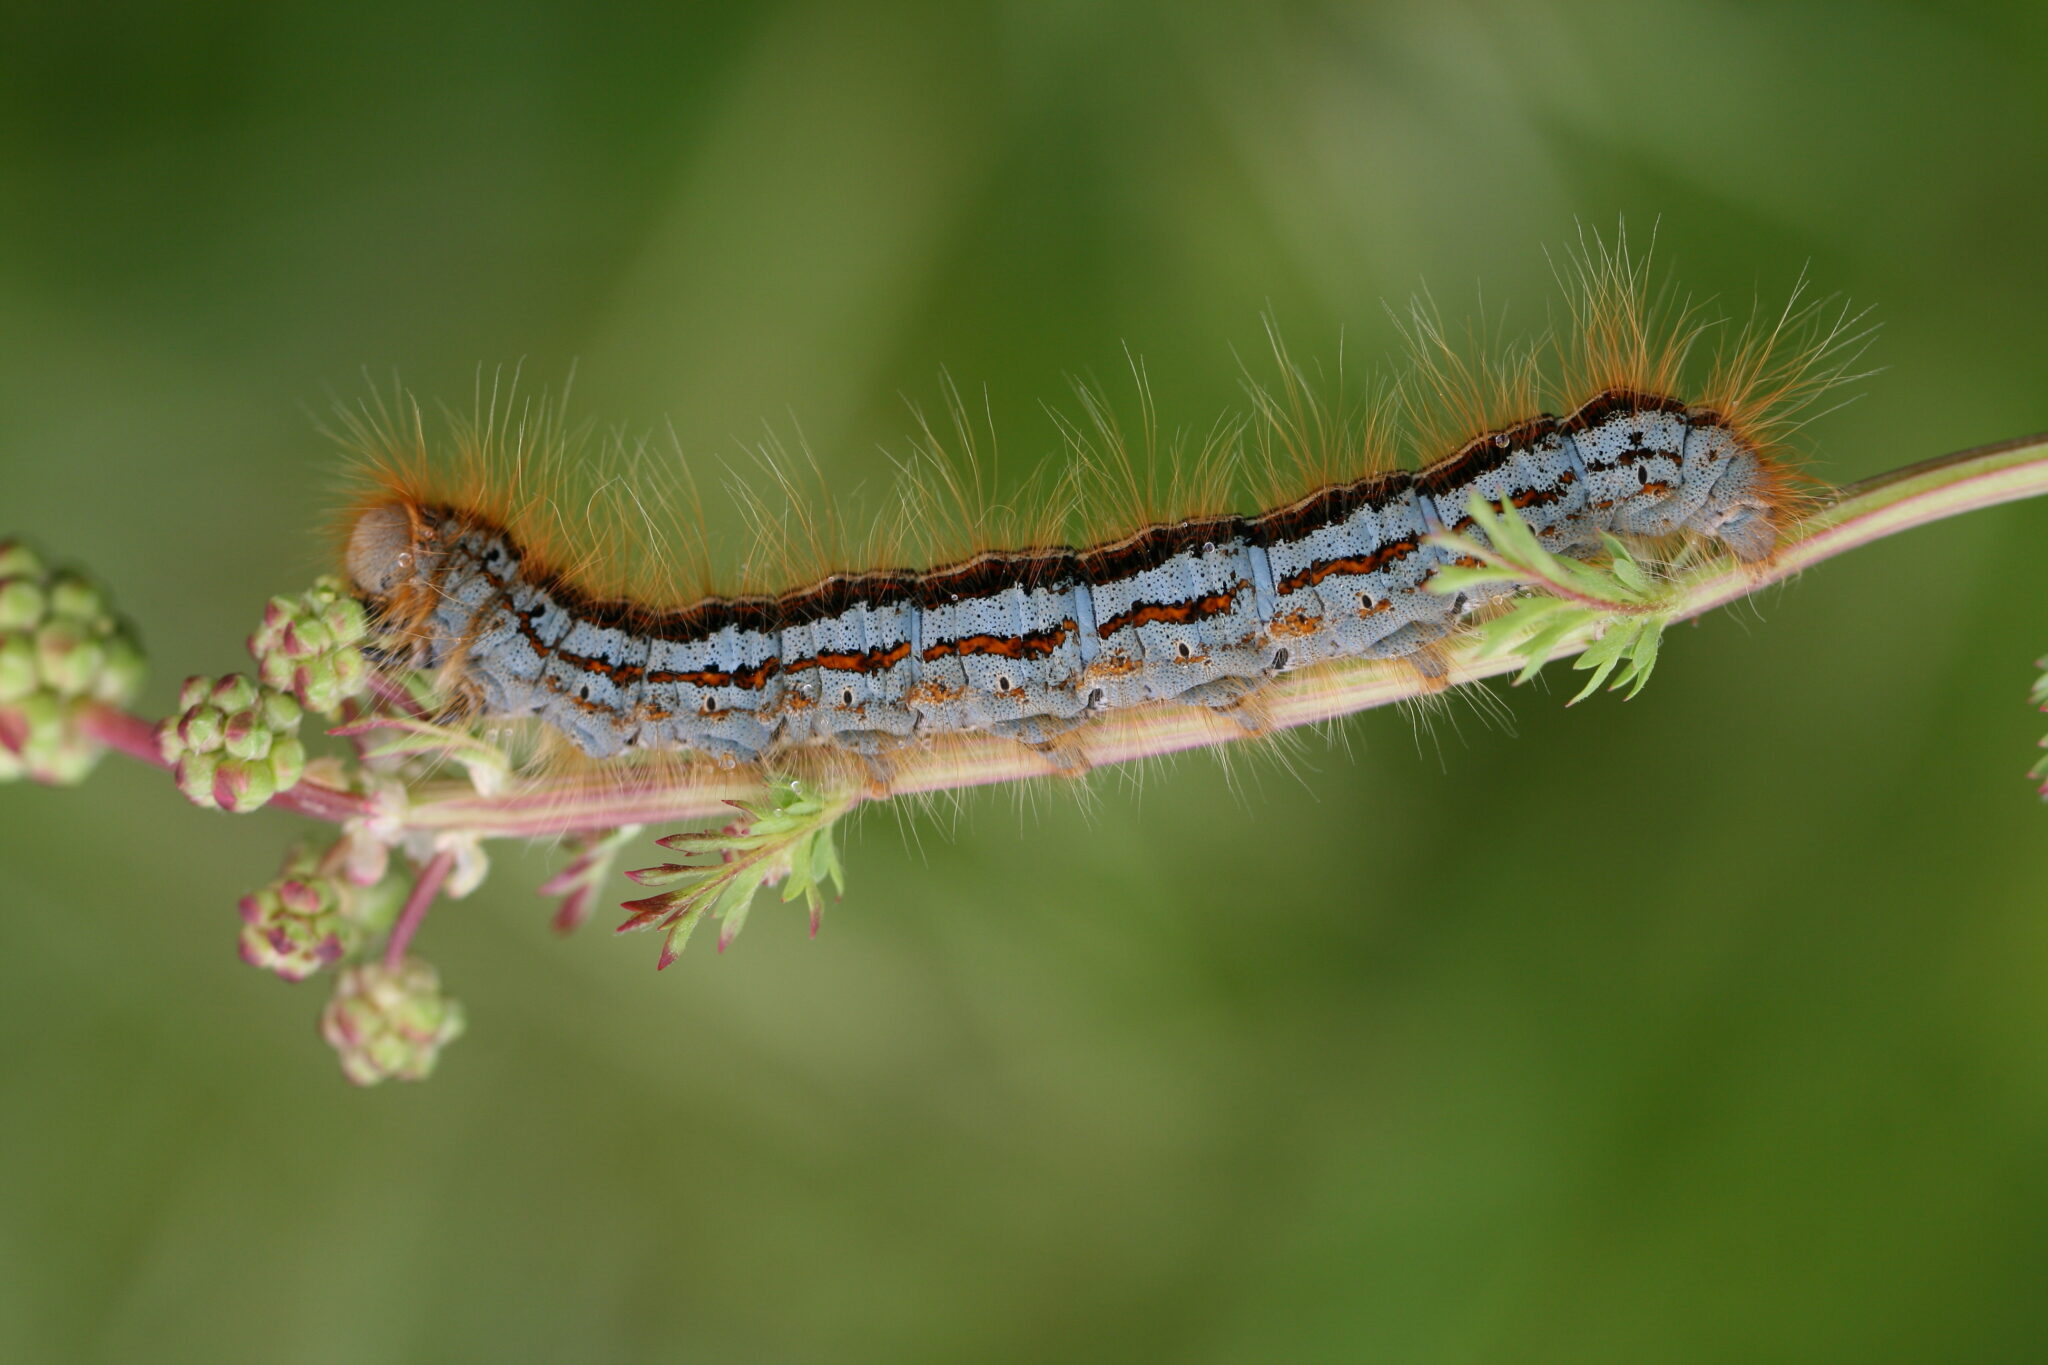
[410,391,1701,653]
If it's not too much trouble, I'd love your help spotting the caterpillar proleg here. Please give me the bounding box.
[337,238,1851,776]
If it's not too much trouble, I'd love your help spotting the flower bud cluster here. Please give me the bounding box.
[248,577,371,715]
[2032,657,2048,796]
[157,674,306,812]
[320,959,466,1085]
[238,845,363,981]
[0,540,147,785]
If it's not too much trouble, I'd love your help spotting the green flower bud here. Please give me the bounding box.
[260,690,302,731]
[289,618,335,656]
[268,734,307,793]
[21,715,98,785]
[291,661,341,714]
[34,619,106,697]
[175,751,221,808]
[0,541,44,578]
[332,648,367,695]
[0,634,36,703]
[322,595,369,643]
[210,674,259,713]
[162,672,304,810]
[93,634,146,705]
[238,846,360,982]
[0,579,45,631]
[248,577,373,715]
[175,705,224,756]
[46,573,106,623]
[0,692,101,785]
[9,689,60,737]
[222,710,273,762]
[320,960,466,1085]
[214,756,277,813]
[0,546,146,785]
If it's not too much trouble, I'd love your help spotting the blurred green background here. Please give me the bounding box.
[5,1,2048,1360]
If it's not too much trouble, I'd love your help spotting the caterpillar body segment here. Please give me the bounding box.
[346,392,1788,765]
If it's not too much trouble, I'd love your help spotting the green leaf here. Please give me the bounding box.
[1618,618,1665,698]
[621,777,858,967]
[1427,564,1526,594]
[1565,615,1668,704]
[1424,494,1678,704]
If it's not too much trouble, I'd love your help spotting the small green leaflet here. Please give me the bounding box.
[617,778,855,968]
[1428,494,1675,704]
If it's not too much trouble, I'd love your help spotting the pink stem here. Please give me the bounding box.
[384,848,456,971]
[77,702,169,769]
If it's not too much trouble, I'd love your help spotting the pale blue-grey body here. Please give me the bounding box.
[377,405,1778,763]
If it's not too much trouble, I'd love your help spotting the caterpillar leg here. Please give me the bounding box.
[1404,644,1451,689]
[986,714,1093,774]
[1361,619,1450,663]
[1175,675,1270,733]
[852,748,899,794]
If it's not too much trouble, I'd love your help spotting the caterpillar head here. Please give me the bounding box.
[346,499,441,606]
[1679,421,1785,562]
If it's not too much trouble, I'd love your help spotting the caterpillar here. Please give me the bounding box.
[338,240,1845,773]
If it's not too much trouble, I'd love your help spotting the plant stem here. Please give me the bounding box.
[384,848,455,970]
[77,701,375,824]
[90,433,2048,840]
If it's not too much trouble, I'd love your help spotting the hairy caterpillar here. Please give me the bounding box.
[338,240,1847,774]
